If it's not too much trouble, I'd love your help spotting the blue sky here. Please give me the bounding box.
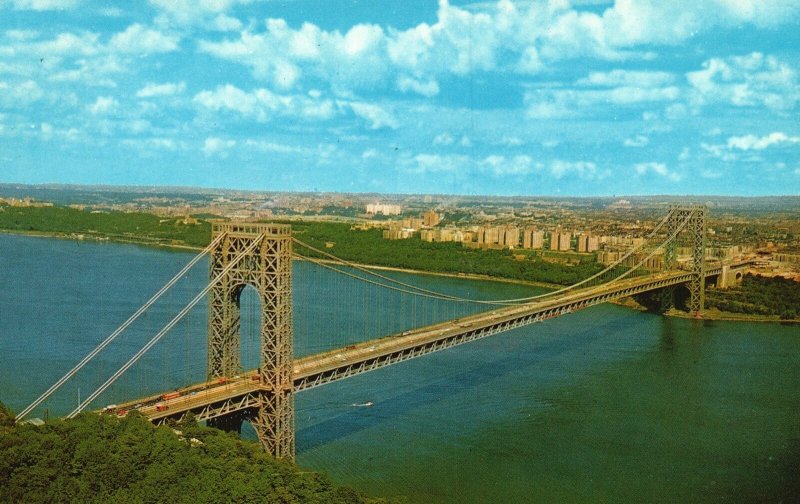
[1,0,799,196]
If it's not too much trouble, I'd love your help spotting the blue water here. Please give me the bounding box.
[1,234,798,503]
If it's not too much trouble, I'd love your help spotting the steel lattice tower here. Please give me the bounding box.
[207,223,294,459]
[664,205,707,316]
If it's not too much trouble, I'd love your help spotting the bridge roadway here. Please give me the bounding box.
[113,266,723,425]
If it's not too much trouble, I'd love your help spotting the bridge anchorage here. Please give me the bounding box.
[206,223,294,459]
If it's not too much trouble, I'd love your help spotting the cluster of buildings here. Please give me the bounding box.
[382,212,636,256]
[383,210,442,239]
[366,203,403,216]
[379,209,758,273]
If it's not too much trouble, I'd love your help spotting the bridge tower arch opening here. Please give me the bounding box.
[207,223,294,460]
[237,284,262,371]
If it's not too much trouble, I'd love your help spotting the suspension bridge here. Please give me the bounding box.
[15,204,744,461]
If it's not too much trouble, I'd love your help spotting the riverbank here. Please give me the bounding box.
[1,228,560,290]
[3,228,796,323]
[666,307,800,324]
[613,295,800,324]
[0,228,204,253]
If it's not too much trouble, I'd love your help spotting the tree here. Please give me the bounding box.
[0,400,15,427]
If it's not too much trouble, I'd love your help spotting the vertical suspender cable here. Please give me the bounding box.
[67,234,263,418]
[16,233,226,422]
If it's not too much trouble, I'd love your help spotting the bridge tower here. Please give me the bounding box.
[662,205,707,316]
[207,223,294,460]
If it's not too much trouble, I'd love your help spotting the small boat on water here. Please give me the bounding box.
[351,401,374,407]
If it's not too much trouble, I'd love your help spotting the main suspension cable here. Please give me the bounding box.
[292,208,677,306]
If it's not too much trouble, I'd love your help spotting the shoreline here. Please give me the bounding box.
[666,308,800,324]
[4,229,797,324]
[0,228,204,253]
[1,228,559,289]
[612,296,800,324]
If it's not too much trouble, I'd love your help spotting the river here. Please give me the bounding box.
[1,234,798,502]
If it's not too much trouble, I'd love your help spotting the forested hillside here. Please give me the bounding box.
[0,402,393,504]
[0,204,211,247]
[706,274,800,319]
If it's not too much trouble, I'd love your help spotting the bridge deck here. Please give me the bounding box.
[112,267,722,424]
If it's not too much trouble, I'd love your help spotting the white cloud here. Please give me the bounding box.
[196,1,800,98]
[193,84,336,122]
[623,134,649,147]
[397,75,440,97]
[687,52,799,110]
[348,101,399,129]
[99,7,123,17]
[32,32,99,56]
[700,142,737,162]
[406,153,468,174]
[5,0,80,10]
[480,155,536,176]
[148,0,252,31]
[242,139,310,155]
[3,26,179,88]
[109,24,180,54]
[194,84,267,119]
[601,1,800,47]
[4,29,39,40]
[577,70,674,88]
[634,161,681,181]
[525,85,679,118]
[200,19,390,93]
[48,55,123,87]
[87,96,118,115]
[203,136,236,156]
[194,1,640,96]
[0,80,43,107]
[550,160,604,180]
[726,132,800,150]
[711,0,800,27]
[433,133,454,146]
[701,131,800,162]
[121,137,180,150]
[497,136,523,147]
[211,15,243,32]
[136,81,186,98]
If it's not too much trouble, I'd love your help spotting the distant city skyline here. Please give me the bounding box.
[1,1,799,196]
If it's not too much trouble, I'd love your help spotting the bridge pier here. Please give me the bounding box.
[659,286,675,313]
[207,223,295,461]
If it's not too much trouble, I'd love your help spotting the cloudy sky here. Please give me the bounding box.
[1,0,799,195]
